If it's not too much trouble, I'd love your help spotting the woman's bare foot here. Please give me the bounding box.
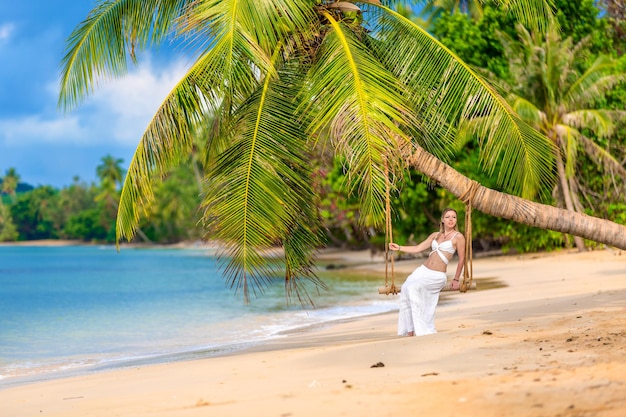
[407,331,414,337]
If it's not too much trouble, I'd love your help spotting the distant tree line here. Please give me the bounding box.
[0,155,203,244]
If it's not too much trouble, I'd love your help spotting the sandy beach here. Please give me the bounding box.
[1,247,625,417]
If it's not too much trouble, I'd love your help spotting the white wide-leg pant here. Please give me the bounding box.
[397,265,447,336]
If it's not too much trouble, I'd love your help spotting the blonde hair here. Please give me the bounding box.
[439,208,459,233]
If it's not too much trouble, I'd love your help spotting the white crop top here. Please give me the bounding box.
[430,232,458,265]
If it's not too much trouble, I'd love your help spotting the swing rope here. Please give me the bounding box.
[459,180,479,293]
[380,166,479,296]
[384,159,398,294]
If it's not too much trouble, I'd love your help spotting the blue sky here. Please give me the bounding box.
[0,1,189,188]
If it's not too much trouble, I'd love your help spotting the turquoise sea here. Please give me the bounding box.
[0,245,396,387]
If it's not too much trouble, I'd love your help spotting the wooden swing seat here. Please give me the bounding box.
[378,281,476,295]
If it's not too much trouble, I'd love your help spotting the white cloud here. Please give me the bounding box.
[0,115,87,145]
[0,23,15,41]
[84,58,190,145]
[0,57,189,148]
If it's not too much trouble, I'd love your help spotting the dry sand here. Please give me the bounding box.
[1,247,625,417]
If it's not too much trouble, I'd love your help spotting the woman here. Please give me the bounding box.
[389,208,465,336]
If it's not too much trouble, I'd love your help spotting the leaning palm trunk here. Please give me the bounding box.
[409,146,626,250]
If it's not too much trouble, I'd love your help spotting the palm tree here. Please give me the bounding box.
[95,154,124,206]
[478,24,626,250]
[58,0,625,302]
[96,154,125,187]
[0,168,19,241]
[1,168,20,203]
[94,154,125,240]
[0,202,18,241]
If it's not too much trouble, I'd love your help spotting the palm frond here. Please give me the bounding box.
[115,65,207,244]
[563,109,621,139]
[495,26,545,101]
[578,134,626,181]
[372,6,555,199]
[116,35,261,243]
[301,12,414,227]
[554,34,586,97]
[203,48,322,302]
[180,0,315,56]
[59,0,192,110]
[564,56,626,110]
[456,94,544,153]
[497,0,556,33]
[118,0,312,243]
[282,217,328,306]
[387,0,554,30]
[510,95,543,125]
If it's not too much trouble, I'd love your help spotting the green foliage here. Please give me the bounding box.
[0,202,18,241]
[10,186,60,240]
[1,168,20,203]
[6,1,618,260]
[55,179,100,238]
[2,161,205,244]
[599,0,626,55]
[64,208,108,241]
[316,157,369,248]
[96,155,125,185]
[7,0,609,304]
[140,164,203,243]
[605,203,626,226]
[390,172,440,245]
[553,0,610,51]
[497,23,625,237]
[431,6,515,79]
[491,220,565,253]
[423,1,626,253]
[445,146,563,253]
[432,0,618,84]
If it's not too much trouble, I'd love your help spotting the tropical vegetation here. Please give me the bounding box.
[0,157,203,244]
[427,0,626,251]
[54,0,564,302]
[484,23,626,250]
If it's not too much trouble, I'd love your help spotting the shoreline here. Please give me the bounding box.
[0,239,220,249]
[1,248,625,416]
[0,244,397,389]
[0,308,399,391]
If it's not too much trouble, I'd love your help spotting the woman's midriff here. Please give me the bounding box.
[422,252,449,272]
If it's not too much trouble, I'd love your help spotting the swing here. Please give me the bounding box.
[378,179,479,296]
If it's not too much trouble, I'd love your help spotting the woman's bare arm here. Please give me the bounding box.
[389,233,437,254]
[450,233,466,289]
